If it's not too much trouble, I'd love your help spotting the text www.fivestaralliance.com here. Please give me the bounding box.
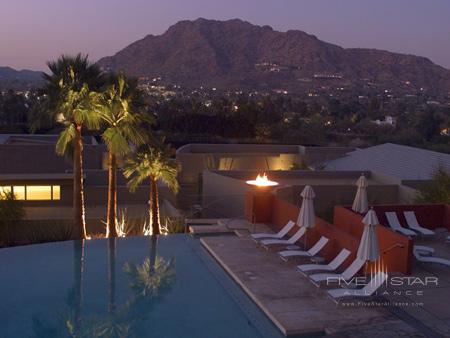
[340,301,424,307]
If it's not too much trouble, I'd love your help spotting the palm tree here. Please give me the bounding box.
[42,54,104,239]
[124,142,180,235]
[98,74,146,237]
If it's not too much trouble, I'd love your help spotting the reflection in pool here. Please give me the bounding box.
[0,235,282,338]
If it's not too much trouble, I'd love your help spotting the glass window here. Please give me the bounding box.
[26,186,52,200]
[52,186,61,200]
[12,186,25,200]
[0,186,12,199]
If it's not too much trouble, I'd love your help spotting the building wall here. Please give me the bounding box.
[277,184,399,220]
[177,152,300,185]
[202,171,249,218]
[0,144,106,173]
[176,144,356,185]
[85,185,175,206]
[299,145,355,165]
[370,171,418,203]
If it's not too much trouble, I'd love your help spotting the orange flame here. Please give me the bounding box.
[246,173,279,187]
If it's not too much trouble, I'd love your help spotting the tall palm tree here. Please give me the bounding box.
[98,74,146,237]
[42,54,104,239]
[124,143,180,235]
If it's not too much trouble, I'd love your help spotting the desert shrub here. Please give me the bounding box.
[0,191,25,246]
[415,166,450,204]
[25,220,72,244]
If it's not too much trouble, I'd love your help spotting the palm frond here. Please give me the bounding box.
[98,73,147,155]
[123,143,180,194]
[56,124,76,156]
[102,127,130,156]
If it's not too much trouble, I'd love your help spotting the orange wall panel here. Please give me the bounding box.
[271,198,360,271]
[334,206,413,275]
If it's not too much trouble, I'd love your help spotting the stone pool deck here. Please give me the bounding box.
[189,219,267,236]
[200,235,418,337]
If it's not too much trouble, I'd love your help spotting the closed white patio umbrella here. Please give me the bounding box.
[357,209,380,262]
[297,185,316,247]
[352,174,369,214]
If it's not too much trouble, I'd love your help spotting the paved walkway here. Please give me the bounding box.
[201,235,416,336]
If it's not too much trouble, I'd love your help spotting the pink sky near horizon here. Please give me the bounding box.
[1,0,450,71]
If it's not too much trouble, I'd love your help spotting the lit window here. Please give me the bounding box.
[0,186,12,199]
[0,185,61,201]
[26,186,52,200]
[52,186,61,200]
[13,186,25,200]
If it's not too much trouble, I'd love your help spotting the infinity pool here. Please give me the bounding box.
[0,234,283,338]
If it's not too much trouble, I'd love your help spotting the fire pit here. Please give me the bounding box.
[245,173,279,223]
[246,173,279,189]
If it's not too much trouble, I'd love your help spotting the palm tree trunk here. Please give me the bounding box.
[150,177,160,235]
[106,152,118,237]
[73,124,86,239]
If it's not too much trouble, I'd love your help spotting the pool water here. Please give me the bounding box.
[0,234,283,338]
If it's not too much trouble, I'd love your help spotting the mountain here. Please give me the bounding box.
[0,67,44,91]
[97,18,450,96]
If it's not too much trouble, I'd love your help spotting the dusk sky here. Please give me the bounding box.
[1,0,450,71]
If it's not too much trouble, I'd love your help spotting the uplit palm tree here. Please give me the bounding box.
[98,74,146,237]
[124,143,180,235]
[42,54,104,239]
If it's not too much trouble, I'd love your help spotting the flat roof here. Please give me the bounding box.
[0,134,98,145]
[177,143,302,154]
[0,174,73,181]
[211,169,371,180]
[208,170,392,188]
[177,143,354,155]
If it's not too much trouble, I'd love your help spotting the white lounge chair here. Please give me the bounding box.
[297,248,351,274]
[260,226,307,249]
[251,220,296,241]
[413,245,434,255]
[327,272,388,303]
[278,236,329,261]
[308,258,365,287]
[385,212,417,237]
[403,211,435,236]
[414,249,450,268]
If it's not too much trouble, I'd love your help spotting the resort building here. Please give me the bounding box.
[323,143,450,186]
[0,134,176,234]
[176,143,355,185]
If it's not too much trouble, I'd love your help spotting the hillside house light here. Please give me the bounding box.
[246,173,279,188]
